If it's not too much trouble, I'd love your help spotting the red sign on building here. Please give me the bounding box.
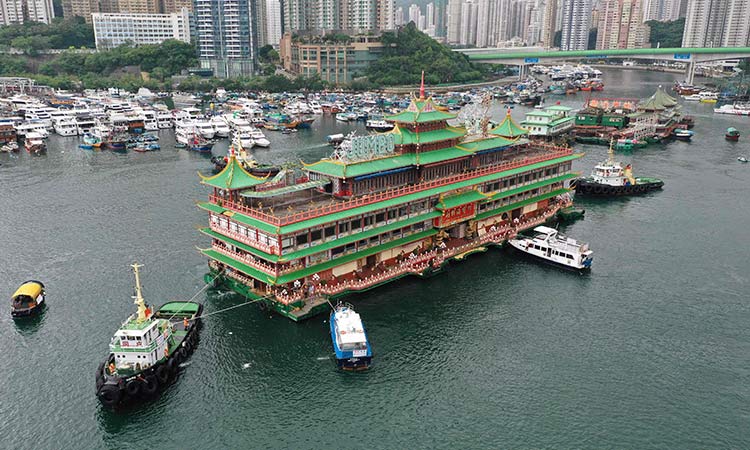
[434,203,477,228]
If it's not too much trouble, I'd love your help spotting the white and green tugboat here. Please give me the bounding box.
[95,263,202,408]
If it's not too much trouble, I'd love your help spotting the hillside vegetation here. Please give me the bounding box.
[366,22,488,87]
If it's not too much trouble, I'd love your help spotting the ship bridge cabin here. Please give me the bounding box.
[198,93,583,321]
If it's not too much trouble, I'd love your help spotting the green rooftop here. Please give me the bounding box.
[391,125,466,146]
[490,112,529,139]
[199,156,269,190]
[386,97,457,123]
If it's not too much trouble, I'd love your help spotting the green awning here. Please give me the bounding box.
[240,178,330,198]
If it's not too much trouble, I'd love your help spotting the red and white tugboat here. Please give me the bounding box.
[95,263,202,408]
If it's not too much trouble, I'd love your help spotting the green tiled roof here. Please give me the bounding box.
[475,188,570,221]
[199,156,269,190]
[200,153,583,236]
[436,189,488,210]
[386,97,457,123]
[490,113,529,139]
[278,211,441,262]
[391,125,466,145]
[202,228,438,285]
[304,135,517,179]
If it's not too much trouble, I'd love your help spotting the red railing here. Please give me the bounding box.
[209,145,573,228]
[212,243,278,276]
[208,223,280,255]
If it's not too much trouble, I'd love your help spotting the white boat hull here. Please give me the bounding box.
[508,238,592,270]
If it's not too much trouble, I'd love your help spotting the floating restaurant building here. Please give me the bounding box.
[197,90,583,321]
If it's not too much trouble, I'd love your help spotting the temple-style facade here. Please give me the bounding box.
[198,94,582,321]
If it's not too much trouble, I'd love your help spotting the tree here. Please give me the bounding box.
[646,18,685,48]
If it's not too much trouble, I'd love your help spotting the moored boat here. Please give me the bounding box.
[1,141,19,152]
[572,142,664,196]
[672,128,694,141]
[95,264,202,408]
[24,132,46,154]
[726,127,740,142]
[508,226,593,270]
[11,280,45,318]
[330,302,372,371]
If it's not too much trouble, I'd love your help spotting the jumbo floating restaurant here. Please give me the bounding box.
[197,86,583,321]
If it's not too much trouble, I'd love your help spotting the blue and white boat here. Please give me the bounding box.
[509,226,593,270]
[330,303,372,371]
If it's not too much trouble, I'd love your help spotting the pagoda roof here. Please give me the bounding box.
[199,155,269,190]
[303,135,517,179]
[639,86,677,111]
[386,96,457,123]
[489,112,528,139]
[390,124,466,145]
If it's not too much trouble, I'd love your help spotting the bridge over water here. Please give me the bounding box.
[457,47,750,84]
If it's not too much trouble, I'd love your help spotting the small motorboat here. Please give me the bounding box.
[330,302,372,371]
[672,128,694,141]
[1,141,19,153]
[11,280,46,318]
[24,132,46,154]
[726,127,740,142]
[508,226,593,270]
[738,156,748,163]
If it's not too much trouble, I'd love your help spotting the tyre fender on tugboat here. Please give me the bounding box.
[126,378,142,397]
[156,364,170,384]
[98,384,121,406]
[141,375,159,397]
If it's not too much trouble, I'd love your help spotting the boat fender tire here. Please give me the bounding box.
[96,376,105,391]
[98,385,121,406]
[178,348,188,360]
[183,340,192,352]
[141,376,159,397]
[592,186,602,194]
[156,365,170,384]
[167,358,178,371]
[96,362,105,381]
[126,379,142,397]
[637,185,645,193]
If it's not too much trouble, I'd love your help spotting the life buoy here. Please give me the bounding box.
[125,379,142,397]
[98,384,121,406]
[141,375,159,397]
[156,365,170,384]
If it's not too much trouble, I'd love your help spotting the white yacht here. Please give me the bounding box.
[155,109,173,128]
[53,116,79,136]
[194,119,216,139]
[15,121,50,138]
[714,103,750,116]
[249,129,270,147]
[309,101,323,114]
[142,110,158,131]
[175,120,196,145]
[232,129,254,148]
[509,226,593,270]
[75,115,97,135]
[210,116,231,138]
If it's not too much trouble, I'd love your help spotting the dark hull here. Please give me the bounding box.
[573,179,663,196]
[336,356,372,371]
[726,135,740,142]
[11,303,43,318]
[95,303,203,408]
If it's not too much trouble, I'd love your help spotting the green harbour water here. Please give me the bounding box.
[1,69,749,448]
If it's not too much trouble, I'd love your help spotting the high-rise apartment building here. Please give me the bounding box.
[376,0,395,30]
[92,8,190,49]
[162,0,192,13]
[560,0,591,50]
[107,0,159,14]
[446,0,462,42]
[62,0,99,23]
[596,0,650,49]
[394,5,404,24]
[195,0,257,77]
[540,0,558,47]
[408,3,420,24]
[264,0,282,46]
[1,0,54,24]
[682,0,750,47]
[641,0,683,21]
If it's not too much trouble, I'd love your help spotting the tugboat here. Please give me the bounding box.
[572,142,664,196]
[330,302,372,371]
[726,127,740,142]
[95,264,202,408]
[508,226,593,270]
[10,280,46,318]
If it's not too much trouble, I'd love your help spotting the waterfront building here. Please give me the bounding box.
[560,0,591,50]
[596,0,650,49]
[195,0,257,77]
[279,33,384,84]
[92,8,190,50]
[682,0,750,47]
[0,0,54,25]
[520,105,575,137]
[62,0,99,23]
[197,87,582,321]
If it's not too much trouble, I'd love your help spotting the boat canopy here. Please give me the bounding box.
[533,226,557,235]
[12,281,43,300]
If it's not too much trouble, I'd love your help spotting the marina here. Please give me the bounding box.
[2,68,750,448]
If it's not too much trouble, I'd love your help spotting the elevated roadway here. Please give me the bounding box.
[457,47,750,84]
